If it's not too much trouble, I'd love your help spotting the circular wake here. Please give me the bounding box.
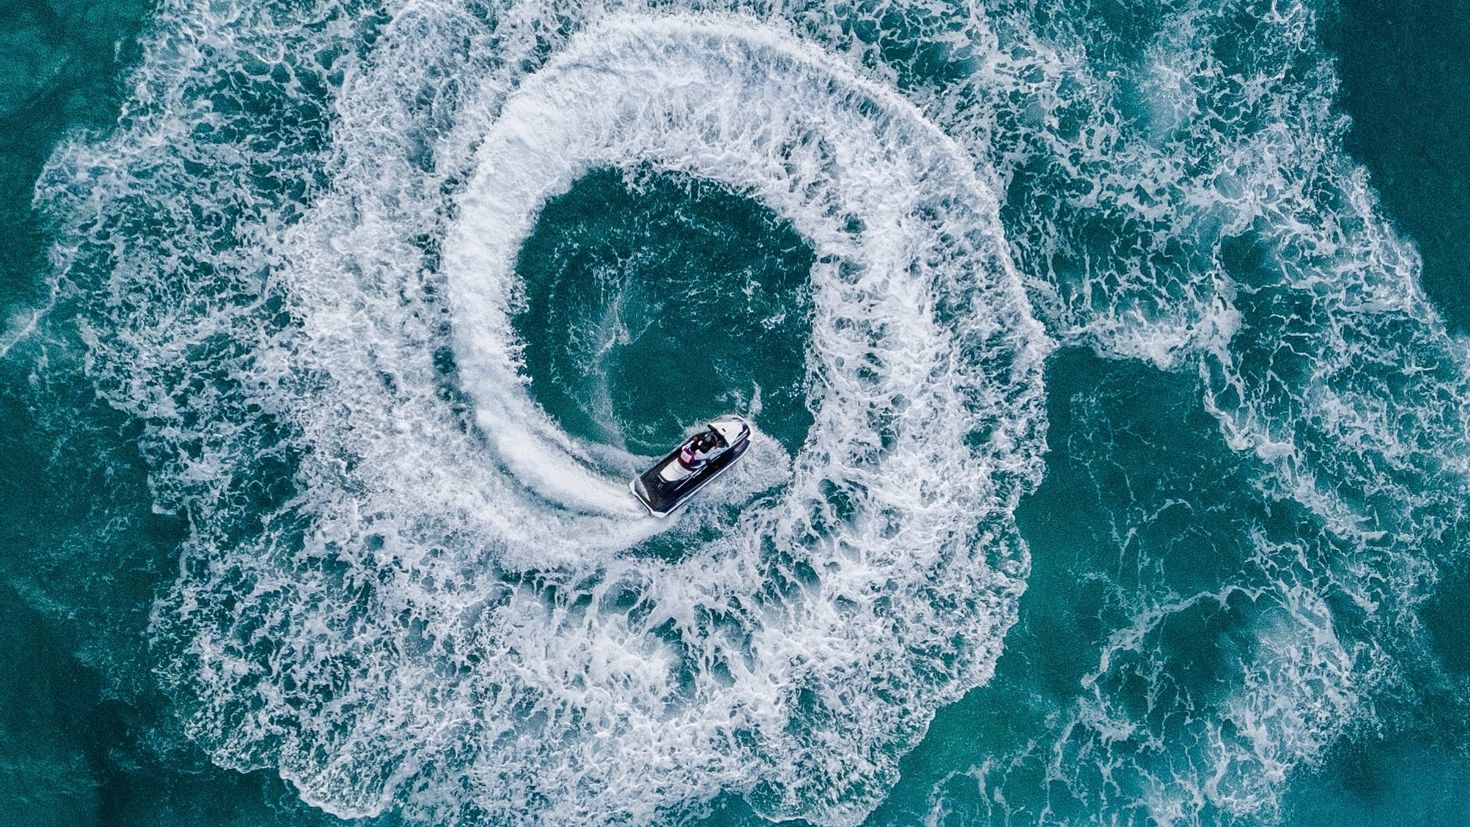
[36,0,1469,823]
[45,10,1049,825]
[443,14,1048,567]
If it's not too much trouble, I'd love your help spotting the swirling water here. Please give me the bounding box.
[2,0,1468,825]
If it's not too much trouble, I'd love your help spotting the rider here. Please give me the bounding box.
[678,428,723,470]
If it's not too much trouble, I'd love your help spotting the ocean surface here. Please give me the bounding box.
[2,0,1468,824]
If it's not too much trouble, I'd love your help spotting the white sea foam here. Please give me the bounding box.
[42,4,1050,824]
[32,0,1470,823]
[925,1,1470,821]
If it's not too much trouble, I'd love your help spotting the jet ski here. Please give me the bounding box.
[630,415,751,518]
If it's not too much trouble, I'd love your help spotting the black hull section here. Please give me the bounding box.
[630,440,749,517]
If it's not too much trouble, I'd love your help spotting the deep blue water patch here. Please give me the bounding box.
[513,167,816,456]
[1329,0,1470,331]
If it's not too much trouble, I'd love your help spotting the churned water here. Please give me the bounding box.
[2,0,1468,824]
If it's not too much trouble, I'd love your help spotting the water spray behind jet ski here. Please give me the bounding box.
[630,414,751,517]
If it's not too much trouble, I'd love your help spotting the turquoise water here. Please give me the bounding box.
[3,0,1469,824]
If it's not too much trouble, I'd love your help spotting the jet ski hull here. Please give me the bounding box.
[630,417,750,517]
